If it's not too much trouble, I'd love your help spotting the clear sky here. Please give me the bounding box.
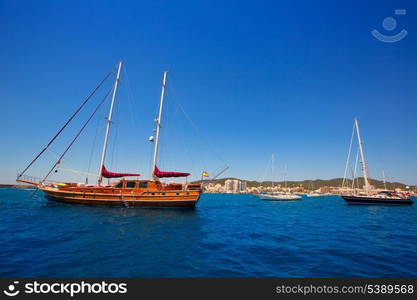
[1,0,417,185]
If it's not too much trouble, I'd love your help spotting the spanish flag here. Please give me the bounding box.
[202,171,209,177]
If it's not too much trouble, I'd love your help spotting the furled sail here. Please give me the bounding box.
[153,166,190,178]
[101,166,140,178]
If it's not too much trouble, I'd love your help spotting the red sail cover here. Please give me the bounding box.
[153,166,190,178]
[101,166,140,178]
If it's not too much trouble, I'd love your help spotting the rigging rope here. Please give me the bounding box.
[123,67,139,133]
[168,74,227,180]
[41,88,113,183]
[177,103,225,164]
[86,106,106,183]
[109,98,120,172]
[352,148,360,190]
[259,155,273,184]
[122,67,143,174]
[57,167,99,178]
[342,121,356,188]
[18,69,115,178]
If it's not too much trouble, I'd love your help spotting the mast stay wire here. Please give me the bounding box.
[47,90,110,183]
[18,68,116,178]
[50,103,107,184]
[86,104,108,184]
[168,73,226,176]
[176,103,205,171]
[177,103,225,165]
[122,66,142,175]
[44,147,98,182]
[342,121,356,189]
[173,101,199,174]
[259,155,273,184]
[122,66,140,133]
[109,91,120,173]
[165,74,203,175]
[352,148,360,190]
[41,88,113,183]
[51,108,105,179]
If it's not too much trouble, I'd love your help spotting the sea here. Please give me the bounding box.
[1,188,416,278]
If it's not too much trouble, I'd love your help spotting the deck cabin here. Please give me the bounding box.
[53,179,201,194]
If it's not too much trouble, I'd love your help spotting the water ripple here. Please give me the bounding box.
[0,189,416,277]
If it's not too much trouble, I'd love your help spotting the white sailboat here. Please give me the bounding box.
[306,193,321,197]
[341,118,413,205]
[256,154,302,201]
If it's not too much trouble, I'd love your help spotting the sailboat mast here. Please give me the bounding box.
[284,164,288,189]
[151,71,168,179]
[97,61,123,186]
[271,153,275,190]
[382,170,387,190]
[354,118,370,193]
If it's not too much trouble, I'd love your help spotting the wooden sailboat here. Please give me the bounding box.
[17,62,202,207]
[341,118,413,205]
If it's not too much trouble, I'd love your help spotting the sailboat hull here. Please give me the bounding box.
[40,186,200,207]
[342,195,413,205]
[256,194,302,201]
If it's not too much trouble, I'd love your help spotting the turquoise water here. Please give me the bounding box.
[1,188,416,277]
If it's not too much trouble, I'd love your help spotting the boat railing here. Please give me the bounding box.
[16,174,62,186]
[185,183,202,191]
[16,174,41,184]
[161,182,202,191]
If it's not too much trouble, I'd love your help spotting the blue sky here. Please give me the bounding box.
[1,0,417,185]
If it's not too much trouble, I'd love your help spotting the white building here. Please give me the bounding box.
[224,179,247,193]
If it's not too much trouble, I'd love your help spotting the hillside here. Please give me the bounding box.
[193,177,416,190]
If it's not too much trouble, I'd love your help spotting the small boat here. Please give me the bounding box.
[258,193,302,201]
[341,118,413,206]
[255,154,301,201]
[342,192,413,205]
[17,62,202,207]
[306,193,321,197]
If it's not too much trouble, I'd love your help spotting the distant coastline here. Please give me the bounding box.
[0,184,34,189]
[193,177,416,190]
[1,177,415,190]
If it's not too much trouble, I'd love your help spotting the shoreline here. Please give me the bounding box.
[0,184,34,189]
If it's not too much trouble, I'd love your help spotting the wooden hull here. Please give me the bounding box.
[342,195,413,205]
[40,186,200,207]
